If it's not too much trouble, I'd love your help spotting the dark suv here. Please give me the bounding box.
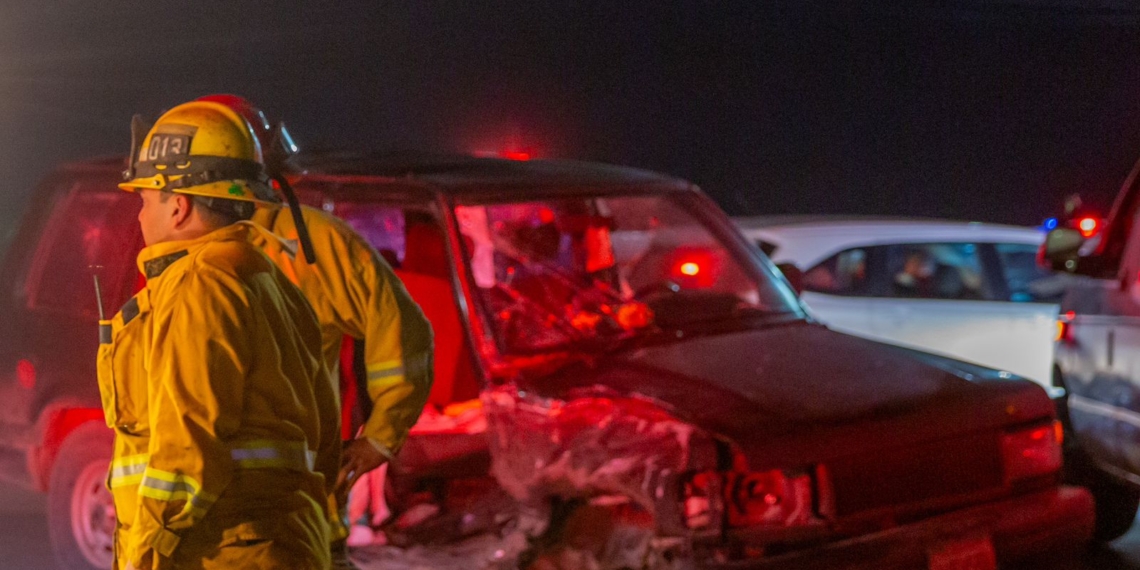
[4,152,1091,569]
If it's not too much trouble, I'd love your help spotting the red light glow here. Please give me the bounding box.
[501,151,531,161]
[1054,321,1069,343]
[669,249,720,288]
[16,359,35,390]
[1078,217,1099,238]
[1000,421,1062,483]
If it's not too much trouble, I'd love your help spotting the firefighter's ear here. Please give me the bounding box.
[170,193,194,227]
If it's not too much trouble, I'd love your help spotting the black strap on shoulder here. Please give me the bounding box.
[273,174,316,264]
[267,124,315,265]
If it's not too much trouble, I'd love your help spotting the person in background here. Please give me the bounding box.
[893,248,936,298]
[195,95,435,568]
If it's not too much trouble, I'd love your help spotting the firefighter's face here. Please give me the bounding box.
[137,189,178,246]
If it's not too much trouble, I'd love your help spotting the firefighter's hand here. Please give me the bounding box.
[335,438,389,496]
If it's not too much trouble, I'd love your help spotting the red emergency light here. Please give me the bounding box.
[670,250,720,288]
[1077,217,1100,238]
[501,151,531,161]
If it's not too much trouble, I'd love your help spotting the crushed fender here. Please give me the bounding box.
[483,383,715,525]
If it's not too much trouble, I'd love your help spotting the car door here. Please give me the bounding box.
[985,242,1063,392]
[797,246,878,337]
[867,242,1055,385]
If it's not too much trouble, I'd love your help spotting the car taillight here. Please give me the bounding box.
[1000,421,1063,484]
[1055,312,1075,344]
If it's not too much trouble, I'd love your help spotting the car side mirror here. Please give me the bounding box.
[776,262,804,295]
[1040,228,1085,272]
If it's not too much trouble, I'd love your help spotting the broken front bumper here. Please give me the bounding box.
[714,486,1093,570]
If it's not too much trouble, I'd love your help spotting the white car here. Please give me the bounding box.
[736,216,1064,393]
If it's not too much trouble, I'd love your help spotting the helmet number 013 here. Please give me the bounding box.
[145,134,191,162]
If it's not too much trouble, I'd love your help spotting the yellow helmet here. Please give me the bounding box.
[119,100,276,203]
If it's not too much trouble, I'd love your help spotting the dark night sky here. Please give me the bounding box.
[2,1,1140,227]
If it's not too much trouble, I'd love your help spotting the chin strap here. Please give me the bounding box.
[267,123,315,264]
[273,173,316,264]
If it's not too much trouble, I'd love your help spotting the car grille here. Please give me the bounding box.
[825,432,1003,518]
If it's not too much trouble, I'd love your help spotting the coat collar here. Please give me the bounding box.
[136,222,257,279]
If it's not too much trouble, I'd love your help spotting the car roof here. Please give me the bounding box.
[733,215,1045,267]
[60,152,694,201]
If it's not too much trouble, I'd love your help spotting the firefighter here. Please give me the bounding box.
[195,95,435,567]
[100,100,340,569]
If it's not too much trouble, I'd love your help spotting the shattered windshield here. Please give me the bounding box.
[455,193,798,355]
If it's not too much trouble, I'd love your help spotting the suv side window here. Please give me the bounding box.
[883,243,994,301]
[331,199,479,406]
[25,186,142,318]
[994,242,1064,303]
[802,247,872,295]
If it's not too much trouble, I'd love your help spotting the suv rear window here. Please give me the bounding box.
[25,187,142,318]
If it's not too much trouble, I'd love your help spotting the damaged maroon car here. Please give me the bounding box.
[0,152,1091,569]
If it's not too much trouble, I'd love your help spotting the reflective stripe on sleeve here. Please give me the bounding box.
[366,359,406,387]
[230,440,316,472]
[138,468,216,518]
[109,454,150,488]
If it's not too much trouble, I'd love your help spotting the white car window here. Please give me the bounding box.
[993,242,1065,303]
[885,243,993,301]
[803,248,871,295]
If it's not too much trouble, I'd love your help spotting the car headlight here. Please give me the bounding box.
[684,468,817,530]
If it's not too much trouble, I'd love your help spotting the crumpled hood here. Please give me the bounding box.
[532,322,1053,469]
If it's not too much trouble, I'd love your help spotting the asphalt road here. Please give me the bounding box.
[0,479,1136,570]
